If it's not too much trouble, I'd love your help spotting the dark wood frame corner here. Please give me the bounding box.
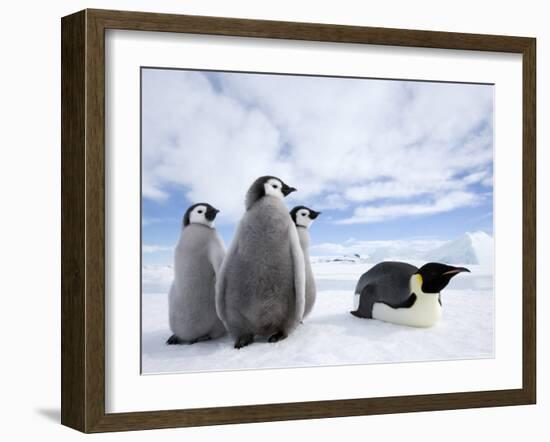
[61,8,536,433]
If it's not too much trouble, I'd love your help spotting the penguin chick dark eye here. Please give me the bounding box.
[272,184,278,189]
[198,210,204,214]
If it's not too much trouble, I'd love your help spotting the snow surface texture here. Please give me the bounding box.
[142,232,494,374]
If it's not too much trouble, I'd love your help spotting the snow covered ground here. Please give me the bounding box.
[142,257,494,374]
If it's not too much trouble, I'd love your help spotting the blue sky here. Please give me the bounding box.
[141,68,493,265]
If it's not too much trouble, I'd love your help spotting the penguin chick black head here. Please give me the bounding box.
[414,262,470,294]
[183,203,220,228]
[290,206,321,228]
[245,176,297,210]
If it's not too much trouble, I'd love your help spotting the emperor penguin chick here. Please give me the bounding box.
[290,206,321,319]
[351,262,470,327]
[166,203,226,345]
[216,176,306,349]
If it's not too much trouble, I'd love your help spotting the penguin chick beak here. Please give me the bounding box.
[205,207,220,221]
[442,266,470,276]
[281,184,297,196]
[309,210,321,220]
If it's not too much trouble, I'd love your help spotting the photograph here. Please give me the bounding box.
[140,67,495,375]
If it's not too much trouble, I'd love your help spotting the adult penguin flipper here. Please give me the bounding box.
[351,284,376,319]
[289,223,306,322]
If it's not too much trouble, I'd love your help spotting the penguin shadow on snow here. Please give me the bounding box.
[143,329,233,360]
[307,309,420,341]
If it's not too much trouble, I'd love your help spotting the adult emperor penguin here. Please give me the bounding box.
[166,203,226,345]
[290,206,321,319]
[216,176,306,349]
[350,262,470,327]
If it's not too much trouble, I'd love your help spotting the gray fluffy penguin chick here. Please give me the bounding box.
[166,203,226,345]
[290,206,321,319]
[216,176,306,349]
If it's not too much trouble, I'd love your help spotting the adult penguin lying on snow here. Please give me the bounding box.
[351,262,470,327]
[216,176,306,349]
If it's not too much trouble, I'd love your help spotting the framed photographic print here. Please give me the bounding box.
[61,9,536,433]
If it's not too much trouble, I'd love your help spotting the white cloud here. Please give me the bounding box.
[142,244,173,254]
[143,70,291,221]
[314,193,349,210]
[311,237,446,260]
[338,191,480,224]
[142,217,176,226]
[344,170,490,203]
[142,70,493,223]
[481,174,494,187]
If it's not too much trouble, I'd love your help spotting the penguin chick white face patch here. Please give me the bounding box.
[189,205,214,227]
[296,210,314,228]
[264,178,285,200]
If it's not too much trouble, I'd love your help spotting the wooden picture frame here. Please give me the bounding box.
[61,8,536,433]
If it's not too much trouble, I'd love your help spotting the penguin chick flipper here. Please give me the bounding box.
[166,334,186,345]
[288,223,306,322]
[234,334,254,349]
[267,331,288,343]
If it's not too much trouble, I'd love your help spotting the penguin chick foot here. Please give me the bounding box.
[267,331,287,343]
[166,334,186,345]
[234,334,254,349]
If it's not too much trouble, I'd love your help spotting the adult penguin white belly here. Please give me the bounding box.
[351,261,470,328]
[216,176,305,349]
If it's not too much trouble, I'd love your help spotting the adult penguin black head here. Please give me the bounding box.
[290,206,322,228]
[183,203,220,227]
[245,176,297,210]
[415,263,470,293]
